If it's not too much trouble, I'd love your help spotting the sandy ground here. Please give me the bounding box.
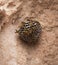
[0,0,58,65]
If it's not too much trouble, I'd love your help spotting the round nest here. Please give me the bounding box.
[17,19,41,43]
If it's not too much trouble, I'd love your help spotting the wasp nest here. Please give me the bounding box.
[16,19,41,43]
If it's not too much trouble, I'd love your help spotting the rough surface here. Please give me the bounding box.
[0,0,58,65]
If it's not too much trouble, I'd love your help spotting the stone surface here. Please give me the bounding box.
[0,0,58,65]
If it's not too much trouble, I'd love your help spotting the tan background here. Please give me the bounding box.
[0,0,58,65]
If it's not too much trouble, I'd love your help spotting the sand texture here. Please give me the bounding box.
[0,0,58,65]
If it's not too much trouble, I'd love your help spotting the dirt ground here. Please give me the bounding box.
[0,0,58,65]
